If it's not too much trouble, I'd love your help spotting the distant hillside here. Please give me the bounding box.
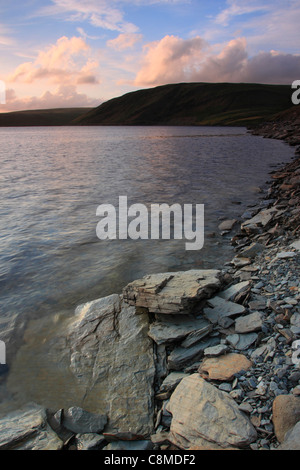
[0,108,93,127]
[73,82,293,127]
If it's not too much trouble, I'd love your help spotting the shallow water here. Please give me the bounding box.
[0,126,295,411]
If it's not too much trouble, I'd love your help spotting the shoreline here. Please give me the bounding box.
[0,114,299,450]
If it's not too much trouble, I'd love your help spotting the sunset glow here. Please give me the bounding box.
[1,0,300,112]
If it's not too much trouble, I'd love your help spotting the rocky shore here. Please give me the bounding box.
[0,110,299,451]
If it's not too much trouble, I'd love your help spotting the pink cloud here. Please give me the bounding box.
[135,35,300,86]
[9,36,100,85]
[107,33,143,51]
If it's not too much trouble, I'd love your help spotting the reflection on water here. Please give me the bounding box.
[0,126,295,412]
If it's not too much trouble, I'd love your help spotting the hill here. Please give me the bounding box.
[0,108,93,127]
[73,82,293,127]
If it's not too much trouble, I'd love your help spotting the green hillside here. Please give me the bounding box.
[73,82,293,127]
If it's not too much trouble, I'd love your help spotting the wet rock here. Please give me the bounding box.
[198,353,252,381]
[167,374,257,449]
[123,270,222,315]
[0,403,63,450]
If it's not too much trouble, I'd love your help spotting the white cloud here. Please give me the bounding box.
[215,0,270,26]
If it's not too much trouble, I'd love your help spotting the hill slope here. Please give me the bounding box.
[73,82,293,127]
[0,108,93,127]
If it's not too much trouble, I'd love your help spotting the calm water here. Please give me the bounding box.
[0,126,295,384]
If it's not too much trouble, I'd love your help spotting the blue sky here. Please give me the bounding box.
[1,0,300,111]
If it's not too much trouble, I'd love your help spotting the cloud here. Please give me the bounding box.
[1,85,100,112]
[135,35,208,86]
[215,0,270,26]
[38,0,139,33]
[107,33,143,51]
[9,36,100,85]
[135,35,300,86]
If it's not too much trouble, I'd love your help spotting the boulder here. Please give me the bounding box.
[277,422,300,450]
[123,270,222,315]
[167,374,257,449]
[198,353,252,381]
[0,403,63,450]
[272,395,300,443]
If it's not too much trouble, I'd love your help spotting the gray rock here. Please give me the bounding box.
[148,315,212,345]
[159,372,188,394]
[204,296,246,324]
[167,374,257,449]
[123,270,222,315]
[218,219,237,232]
[62,407,107,434]
[0,403,63,450]
[218,281,250,302]
[204,344,229,357]
[237,243,265,259]
[241,207,277,230]
[227,333,258,350]
[104,440,153,450]
[75,433,105,450]
[290,240,300,251]
[235,311,263,333]
[277,422,300,450]
[168,337,219,371]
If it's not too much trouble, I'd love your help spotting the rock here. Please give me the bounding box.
[198,353,252,381]
[167,374,257,449]
[272,395,300,443]
[0,403,63,450]
[218,219,237,232]
[290,240,300,251]
[226,333,258,350]
[218,281,250,302]
[241,207,277,230]
[104,440,153,450]
[75,433,105,450]
[150,432,171,446]
[275,251,298,259]
[277,422,300,450]
[159,372,188,394]
[235,312,263,333]
[231,257,252,268]
[237,243,265,259]
[203,296,246,324]
[148,315,212,345]
[62,407,107,434]
[204,344,229,357]
[167,337,220,371]
[123,270,222,315]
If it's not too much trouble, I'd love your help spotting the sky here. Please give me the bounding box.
[0,0,300,111]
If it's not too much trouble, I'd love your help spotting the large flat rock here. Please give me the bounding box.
[148,315,212,345]
[167,374,257,449]
[123,270,222,315]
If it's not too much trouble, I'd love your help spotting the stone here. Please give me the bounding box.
[231,257,252,268]
[226,333,258,350]
[159,372,188,394]
[148,315,212,345]
[75,433,105,451]
[218,281,250,302]
[204,344,229,357]
[235,312,263,333]
[275,251,297,259]
[204,296,246,324]
[167,374,257,449]
[237,243,265,259]
[198,353,252,381]
[104,440,153,450]
[290,240,300,251]
[150,432,171,446]
[123,270,222,315]
[277,422,300,450]
[167,337,220,371]
[218,219,237,232]
[62,407,107,434]
[241,207,277,230]
[0,403,63,450]
[272,395,300,443]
